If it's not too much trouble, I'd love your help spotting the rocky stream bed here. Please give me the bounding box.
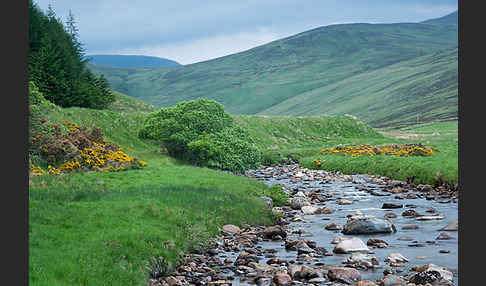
[149,164,459,286]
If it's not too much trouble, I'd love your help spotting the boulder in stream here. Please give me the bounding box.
[342,216,396,234]
[333,237,369,254]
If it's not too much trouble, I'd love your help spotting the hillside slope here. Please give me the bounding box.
[89,11,457,127]
[262,46,458,127]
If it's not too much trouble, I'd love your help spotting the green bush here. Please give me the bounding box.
[188,126,261,171]
[139,99,261,171]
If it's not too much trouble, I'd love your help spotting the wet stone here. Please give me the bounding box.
[382,203,403,209]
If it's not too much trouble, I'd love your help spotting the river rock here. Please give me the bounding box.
[301,205,319,215]
[273,272,292,286]
[164,276,182,286]
[402,224,419,230]
[384,213,397,219]
[402,210,421,217]
[331,236,351,244]
[439,221,458,231]
[221,224,241,236]
[255,277,273,286]
[234,252,260,266]
[249,262,276,273]
[261,226,287,240]
[385,253,408,264]
[325,222,342,231]
[367,238,388,248]
[343,253,379,269]
[333,237,369,254]
[299,265,320,279]
[342,216,396,234]
[290,197,309,210]
[308,277,327,284]
[416,214,444,221]
[356,281,378,286]
[326,267,361,284]
[288,264,302,279]
[436,232,453,240]
[416,184,434,192]
[380,274,407,286]
[382,203,403,209]
[409,264,453,283]
[295,241,314,255]
[320,206,334,214]
[406,193,419,199]
[338,198,353,205]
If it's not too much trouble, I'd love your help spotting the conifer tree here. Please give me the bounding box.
[28,0,114,109]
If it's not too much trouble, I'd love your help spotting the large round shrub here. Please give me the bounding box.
[188,126,261,171]
[139,98,261,171]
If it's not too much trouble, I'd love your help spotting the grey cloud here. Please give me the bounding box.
[33,0,457,63]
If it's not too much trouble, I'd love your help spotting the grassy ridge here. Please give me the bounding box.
[88,12,457,128]
[262,47,458,127]
[233,115,384,150]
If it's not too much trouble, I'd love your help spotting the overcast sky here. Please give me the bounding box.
[33,0,458,65]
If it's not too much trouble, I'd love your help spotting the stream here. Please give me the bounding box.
[219,164,458,285]
[151,163,459,286]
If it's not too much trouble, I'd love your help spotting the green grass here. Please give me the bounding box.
[233,114,384,150]
[88,11,457,128]
[234,114,457,185]
[29,157,278,286]
[299,121,458,185]
[106,90,157,114]
[29,97,283,286]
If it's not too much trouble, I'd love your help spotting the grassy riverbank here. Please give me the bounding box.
[29,93,283,286]
[262,120,458,186]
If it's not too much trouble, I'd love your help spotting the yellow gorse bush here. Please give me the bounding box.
[29,122,147,176]
[319,143,438,157]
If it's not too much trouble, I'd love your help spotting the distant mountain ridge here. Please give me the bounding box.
[85,54,181,68]
[88,11,458,128]
[422,10,458,25]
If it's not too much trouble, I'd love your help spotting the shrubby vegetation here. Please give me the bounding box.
[139,99,261,171]
[187,126,261,171]
[29,81,146,175]
[29,0,114,109]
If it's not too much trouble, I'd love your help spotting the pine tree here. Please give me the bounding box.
[28,0,114,109]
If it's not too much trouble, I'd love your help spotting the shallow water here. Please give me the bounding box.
[223,166,458,285]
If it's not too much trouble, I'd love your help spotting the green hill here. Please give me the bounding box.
[88,11,457,128]
[84,54,181,68]
[262,46,458,127]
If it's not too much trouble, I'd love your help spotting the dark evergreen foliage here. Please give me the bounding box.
[28,0,114,109]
